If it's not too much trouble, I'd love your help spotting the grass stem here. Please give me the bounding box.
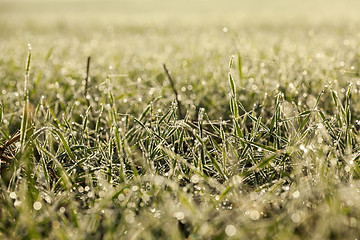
[163,63,184,119]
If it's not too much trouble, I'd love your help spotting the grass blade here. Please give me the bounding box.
[52,129,76,161]
[238,53,243,87]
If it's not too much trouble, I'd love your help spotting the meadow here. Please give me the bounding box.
[1,0,360,239]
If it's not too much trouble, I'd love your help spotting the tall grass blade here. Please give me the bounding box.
[20,50,32,151]
[0,102,2,124]
[52,129,76,161]
[238,53,243,87]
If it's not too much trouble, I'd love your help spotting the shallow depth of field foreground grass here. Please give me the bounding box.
[2,1,360,239]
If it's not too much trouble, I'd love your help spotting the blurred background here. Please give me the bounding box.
[1,0,360,26]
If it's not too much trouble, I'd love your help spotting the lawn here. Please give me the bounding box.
[1,0,360,239]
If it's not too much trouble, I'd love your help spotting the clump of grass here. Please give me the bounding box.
[2,20,360,239]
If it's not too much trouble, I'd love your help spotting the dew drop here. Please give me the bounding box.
[52,221,60,229]
[292,190,300,199]
[99,191,105,198]
[59,207,66,213]
[33,201,42,211]
[291,213,301,223]
[14,200,21,207]
[174,211,184,220]
[250,192,258,201]
[125,213,135,223]
[9,192,17,199]
[191,175,200,184]
[250,210,260,220]
[225,225,236,236]
[118,194,125,201]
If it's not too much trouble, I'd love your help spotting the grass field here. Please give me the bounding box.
[1,0,360,239]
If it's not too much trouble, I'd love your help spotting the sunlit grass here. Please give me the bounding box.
[1,9,360,239]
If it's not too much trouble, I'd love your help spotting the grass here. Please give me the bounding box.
[2,1,360,239]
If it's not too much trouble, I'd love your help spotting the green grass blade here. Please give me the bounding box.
[206,150,225,178]
[298,113,311,133]
[0,102,2,124]
[247,140,277,153]
[52,129,76,161]
[139,104,151,122]
[114,125,126,182]
[229,73,236,96]
[255,154,277,169]
[238,53,243,87]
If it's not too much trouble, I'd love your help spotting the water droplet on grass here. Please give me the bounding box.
[9,192,17,199]
[292,190,300,199]
[125,213,135,223]
[154,210,162,218]
[191,175,200,184]
[118,194,125,201]
[14,200,21,207]
[33,201,42,211]
[52,221,60,229]
[291,213,301,223]
[250,192,258,201]
[99,191,105,198]
[225,225,236,236]
[59,207,66,213]
[249,210,260,220]
[300,144,308,153]
[174,211,184,220]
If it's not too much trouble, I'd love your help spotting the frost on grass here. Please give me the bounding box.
[1,18,360,239]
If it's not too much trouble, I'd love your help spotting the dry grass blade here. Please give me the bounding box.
[0,129,32,169]
[85,56,91,106]
[163,63,184,119]
[0,132,20,169]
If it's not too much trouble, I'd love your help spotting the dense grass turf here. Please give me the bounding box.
[2,1,360,239]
